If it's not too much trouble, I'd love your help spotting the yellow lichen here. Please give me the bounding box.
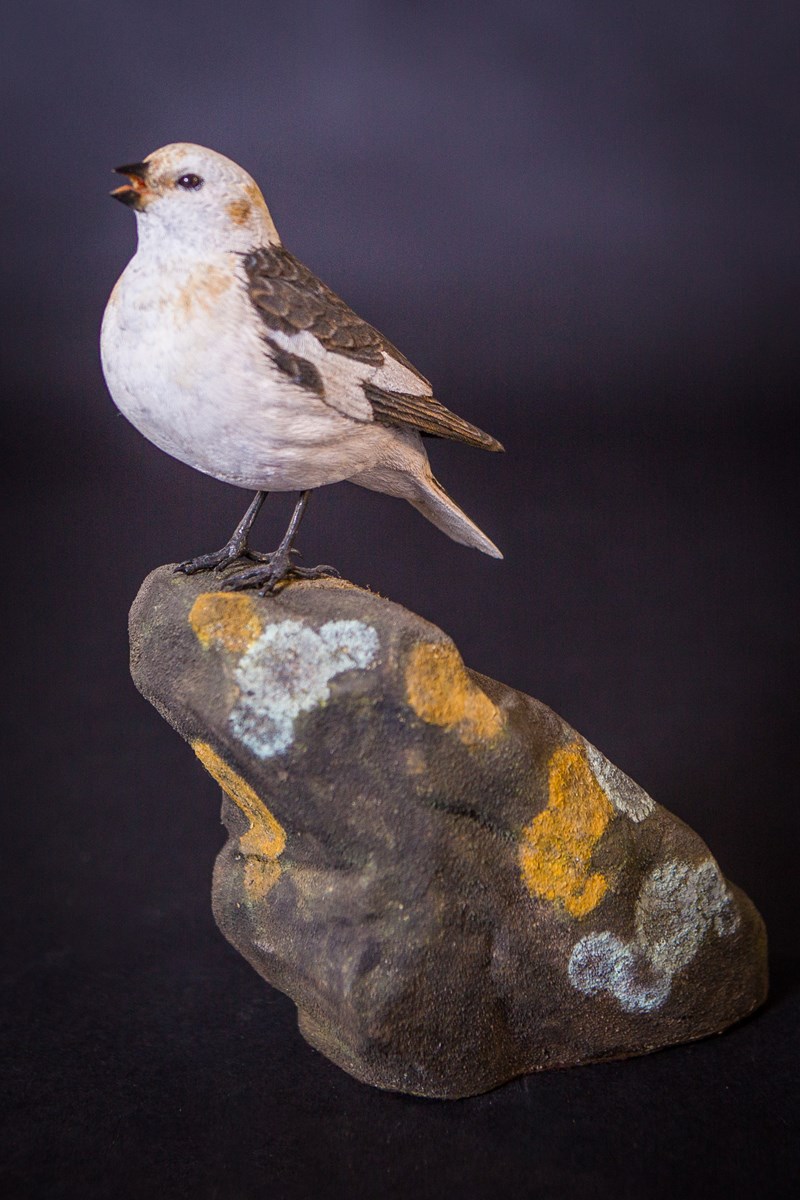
[242,859,282,899]
[189,592,262,653]
[519,741,613,918]
[192,741,286,902]
[405,642,503,745]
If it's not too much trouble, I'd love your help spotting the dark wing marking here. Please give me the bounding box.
[364,383,504,452]
[244,245,428,383]
[244,245,503,451]
[263,336,324,397]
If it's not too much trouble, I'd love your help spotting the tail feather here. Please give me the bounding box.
[349,441,503,559]
[407,475,503,558]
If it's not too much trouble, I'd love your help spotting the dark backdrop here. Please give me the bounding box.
[2,2,798,1197]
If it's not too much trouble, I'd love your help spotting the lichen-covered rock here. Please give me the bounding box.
[129,566,768,1099]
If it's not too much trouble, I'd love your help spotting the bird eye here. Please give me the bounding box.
[176,173,203,190]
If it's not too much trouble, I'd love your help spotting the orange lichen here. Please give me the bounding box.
[519,741,613,918]
[193,741,286,902]
[189,592,262,653]
[405,642,503,745]
[242,858,282,899]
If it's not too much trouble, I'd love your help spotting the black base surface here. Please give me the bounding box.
[3,0,799,1189]
[3,415,798,1198]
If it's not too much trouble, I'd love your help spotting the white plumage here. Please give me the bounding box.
[101,143,502,587]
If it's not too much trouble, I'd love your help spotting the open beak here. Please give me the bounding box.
[110,162,151,209]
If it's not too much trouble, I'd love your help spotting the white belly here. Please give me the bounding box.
[100,252,386,491]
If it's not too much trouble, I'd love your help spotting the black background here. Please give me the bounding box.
[2,2,798,1196]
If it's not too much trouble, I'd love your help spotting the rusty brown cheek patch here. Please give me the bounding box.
[227,198,252,225]
[246,181,268,207]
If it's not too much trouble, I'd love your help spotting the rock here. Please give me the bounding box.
[129,566,768,1099]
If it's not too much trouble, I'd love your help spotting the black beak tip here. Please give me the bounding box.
[110,186,142,208]
[113,161,149,180]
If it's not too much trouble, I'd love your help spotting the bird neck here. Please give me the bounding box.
[133,208,280,260]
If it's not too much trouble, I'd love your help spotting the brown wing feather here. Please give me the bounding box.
[244,246,427,380]
[364,383,504,451]
[243,246,503,451]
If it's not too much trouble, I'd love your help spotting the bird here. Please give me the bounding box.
[101,143,504,592]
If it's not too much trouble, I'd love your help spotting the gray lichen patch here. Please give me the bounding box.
[230,618,379,758]
[568,858,740,1012]
[583,740,655,822]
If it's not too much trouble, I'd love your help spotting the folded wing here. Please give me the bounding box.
[243,246,503,452]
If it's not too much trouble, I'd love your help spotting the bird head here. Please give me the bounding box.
[111,143,279,252]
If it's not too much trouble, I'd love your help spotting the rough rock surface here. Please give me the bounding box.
[129,566,768,1099]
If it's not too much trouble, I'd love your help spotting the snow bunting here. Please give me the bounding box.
[101,143,503,590]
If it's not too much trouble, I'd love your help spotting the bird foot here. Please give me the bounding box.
[220,552,339,595]
[174,543,271,575]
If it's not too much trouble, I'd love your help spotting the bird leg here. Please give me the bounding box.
[175,491,270,574]
[221,491,339,594]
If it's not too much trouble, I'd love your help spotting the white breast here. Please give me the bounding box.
[100,251,389,491]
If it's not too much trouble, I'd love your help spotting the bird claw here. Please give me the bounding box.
[174,542,298,575]
[259,564,339,594]
[220,557,339,595]
[175,544,249,574]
